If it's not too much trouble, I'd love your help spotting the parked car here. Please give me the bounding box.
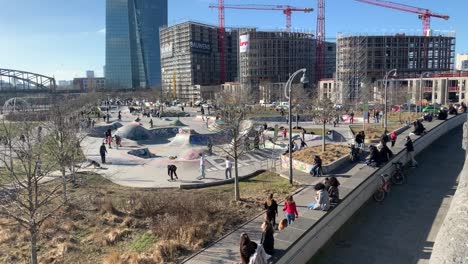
[422,105,438,113]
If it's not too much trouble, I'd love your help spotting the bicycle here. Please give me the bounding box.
[373,174,391,202]
[390,162,406,185]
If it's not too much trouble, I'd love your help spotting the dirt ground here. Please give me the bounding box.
[291,144,349,165]
[0,172,296,264]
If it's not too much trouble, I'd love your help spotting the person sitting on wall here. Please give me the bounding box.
[366,145,381,166]
[437,108,448,120]
[448,104,458,115]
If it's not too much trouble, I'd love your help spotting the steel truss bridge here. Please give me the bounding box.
[0,68,56,92]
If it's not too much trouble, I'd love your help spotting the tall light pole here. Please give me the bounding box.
[384,69,397,132]
[419,72,430,112]
[284,68,309,185]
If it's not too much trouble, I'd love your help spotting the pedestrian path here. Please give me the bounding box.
[183,116,452,263]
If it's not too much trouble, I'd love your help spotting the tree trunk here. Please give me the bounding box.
[30,227,38,264]
[234,149,240,201]
[295,112,299,128]
[61,169,68,204]
[322,121,326,152]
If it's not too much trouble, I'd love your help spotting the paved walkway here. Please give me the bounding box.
[313,125,465,264]
[183,116,452,263]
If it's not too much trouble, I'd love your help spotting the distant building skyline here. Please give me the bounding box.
[105,0,168,89]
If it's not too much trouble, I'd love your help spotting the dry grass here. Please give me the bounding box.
[0,171,295,264]
[350,124,404,142]
[291,144,349,164]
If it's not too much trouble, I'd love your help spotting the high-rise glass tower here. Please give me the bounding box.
[106,0,168,89]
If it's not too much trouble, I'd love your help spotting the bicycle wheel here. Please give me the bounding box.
[391,172,405,185]
[373,190,385,202]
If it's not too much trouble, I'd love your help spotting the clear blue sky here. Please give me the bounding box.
[1,0,466,80]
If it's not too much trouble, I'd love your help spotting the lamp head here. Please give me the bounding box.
[300,73,309,84]
[391,70,398,78]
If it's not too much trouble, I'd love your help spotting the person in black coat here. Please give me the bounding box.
[405,136,418,167]
[264,194,278,227]
[99,143,107,164]
[260,221,275,255]
[240,233,257,264]
[379,140,393,162]
[367,145,380,166]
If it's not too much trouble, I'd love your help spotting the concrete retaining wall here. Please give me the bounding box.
[280,153,349,175]
[276,114,467,264]
[430,121,468,264]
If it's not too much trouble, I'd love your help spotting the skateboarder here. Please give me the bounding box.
[100,143,107,164]
[167,165,178,181]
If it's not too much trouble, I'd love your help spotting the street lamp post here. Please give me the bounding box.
[419,72,430,112]
[284,68,309,185]
[384,69,397,132]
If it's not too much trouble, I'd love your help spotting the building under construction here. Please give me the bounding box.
[160,21,336,102]
[159,21,239,101]
[239,29,335,97]
[336,33,455,103]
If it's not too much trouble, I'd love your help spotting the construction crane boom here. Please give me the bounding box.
[355,0,449,36]
[209,4,313,32]
[315,0,325,83]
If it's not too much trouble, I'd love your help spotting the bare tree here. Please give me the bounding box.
[44,97,90,204]
[214,91,251,201]
[310,95,342,152]
[0,121,63,264]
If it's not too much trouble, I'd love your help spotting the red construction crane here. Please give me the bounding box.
[355,0,449,36]
[315,0,325,83]
[217,0,226,83]
[209,4,313,32]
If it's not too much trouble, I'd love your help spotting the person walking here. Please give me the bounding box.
[118,111,122,121]
[198,153,206,179]
[114,134,122,149]
[100,143,107,164]
[389,130,397,148]
[264,193,278,228]
[283,195,299,225]
[225,156,232,179]
[260,221,275,255]
[149,118,154,128]
[349,112,354,124]
[282,128,287,140]
[405,136,418,167]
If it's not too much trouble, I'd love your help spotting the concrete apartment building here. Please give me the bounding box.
[159,21,239,101]
[335,33,456,103]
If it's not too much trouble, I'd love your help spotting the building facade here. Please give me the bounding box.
[319,71,468,105]
[105,0,167,89]
[336,33,456,103]
[160,21,239,102]
[456,54,468,71]
[73,77,106,91]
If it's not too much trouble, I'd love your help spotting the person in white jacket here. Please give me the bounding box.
[307,183,330,211]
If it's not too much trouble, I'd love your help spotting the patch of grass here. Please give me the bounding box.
[128,233,158,252]
[1,171,296,264]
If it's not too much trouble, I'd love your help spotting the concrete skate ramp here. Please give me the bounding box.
[127,148,155,159]
[88,122,123,137]
[167,127,230,147]
[116,123,153,141]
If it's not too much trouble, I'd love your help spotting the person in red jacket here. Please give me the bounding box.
[389,131,397,148]
[283,195,299,225]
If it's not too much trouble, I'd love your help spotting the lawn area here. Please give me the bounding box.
[291,144,349,165]
[350,124,405,142]
[0,171,296,264]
